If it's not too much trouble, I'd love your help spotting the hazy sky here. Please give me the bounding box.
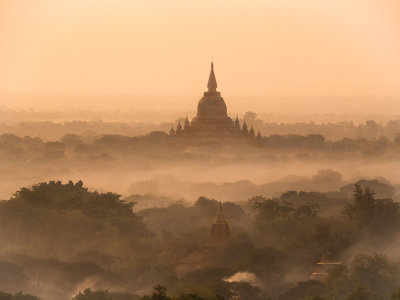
[1,0,400,99]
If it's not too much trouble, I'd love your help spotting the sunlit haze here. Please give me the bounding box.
[1,0,400,112]
[3,2,400,300]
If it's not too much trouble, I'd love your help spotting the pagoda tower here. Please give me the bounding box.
[189,62,235,139]
[167,62,263,142]
[211,202,230,242]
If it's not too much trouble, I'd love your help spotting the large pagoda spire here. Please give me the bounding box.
[207,62,218,93]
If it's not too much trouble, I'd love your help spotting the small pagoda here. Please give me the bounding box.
[211,202,230,242]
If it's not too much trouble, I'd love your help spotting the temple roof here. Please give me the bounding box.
[176,121,182,131]
[207,62,218,93]
[214,201,227,224]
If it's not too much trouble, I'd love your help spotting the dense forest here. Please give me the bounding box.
[1,180,400,299]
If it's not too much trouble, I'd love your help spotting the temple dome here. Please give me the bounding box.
[189,62,234,138]
[196,93,228,119]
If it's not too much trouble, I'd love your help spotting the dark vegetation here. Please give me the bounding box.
[1,129,400,166]
[1,180,400,299]
[0,292,40,300]
[1,112,400,141]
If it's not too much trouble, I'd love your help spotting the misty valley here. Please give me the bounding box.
[2,1,400,298]
[1,116,400,300]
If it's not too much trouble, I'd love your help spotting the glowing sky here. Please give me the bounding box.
[0,0,400,98]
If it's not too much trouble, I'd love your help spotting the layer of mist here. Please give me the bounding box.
[1,113,400,300]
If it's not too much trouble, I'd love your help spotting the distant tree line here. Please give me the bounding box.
[2,114,400,141]
[0,131,400,164]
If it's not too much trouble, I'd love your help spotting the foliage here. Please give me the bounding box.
[280,191,327,204]
[279,281,324,300]
[349,254,397,296]
[346,286,373,300]
[249,195,338,261]
[343,184,400,236]
[73,289,112,300]
[2,183,400,300]
[322,253,399,299]
[0,181,149,257]
[140,286,225,300]
[194,197,245,219]
[0,292,40,300]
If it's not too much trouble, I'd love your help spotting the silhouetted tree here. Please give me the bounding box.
[343,184,400,236]
[0,292,41,300]
[73,288,112,300]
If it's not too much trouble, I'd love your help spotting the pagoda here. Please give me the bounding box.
[211,202,230,242]
[169,63,262,141]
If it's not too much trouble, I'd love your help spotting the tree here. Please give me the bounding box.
[0,292,41,300]
[279,281,324,300]
[243,112,257,124]
[0,181,149,258]
[349,254,396,297]
[343,184,400,236]
[73,288,112,300]
[304,134,325,150]
[0,291,12,300]
[174,294,205,300]
[140,285,171,300]
[346,286,371,300]
[194,197,244,219]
